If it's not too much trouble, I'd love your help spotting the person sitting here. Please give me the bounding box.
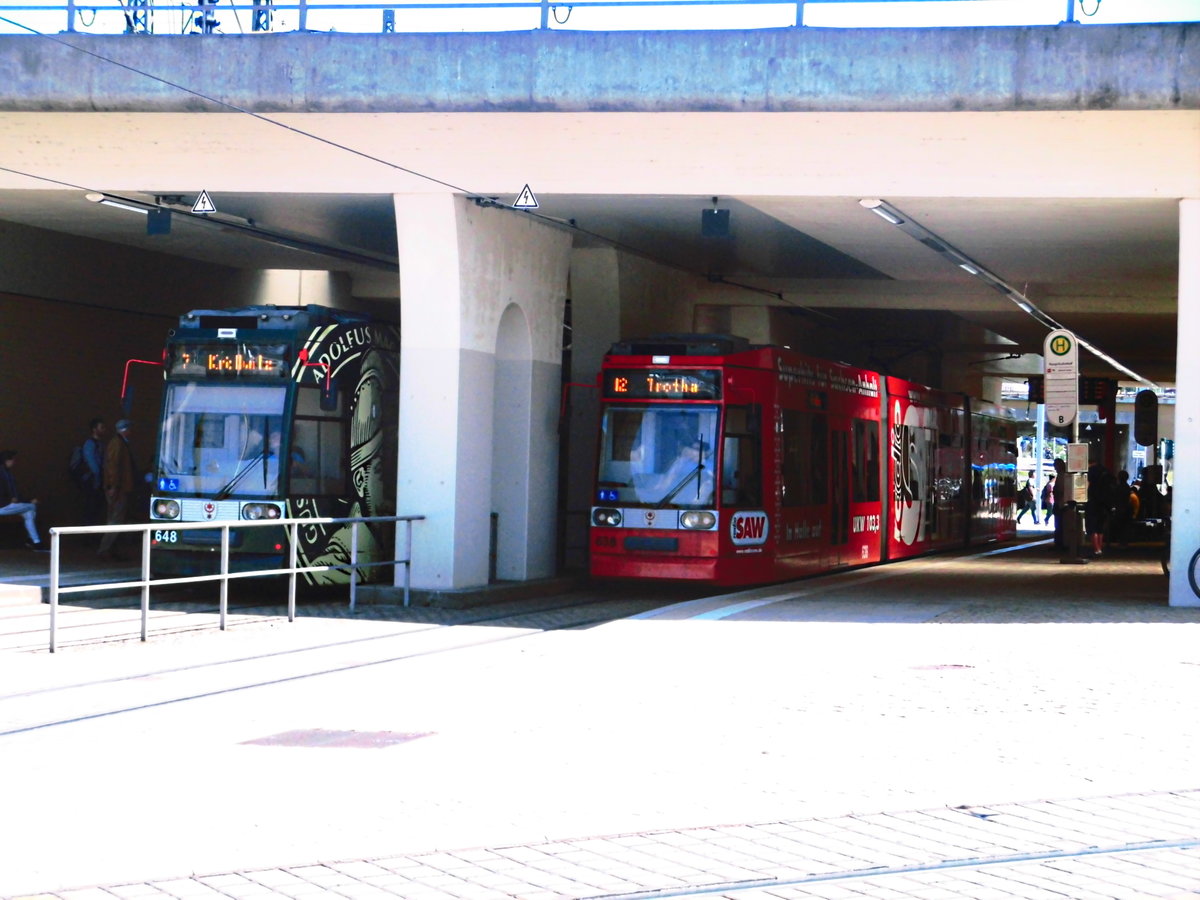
[0,450,47,552]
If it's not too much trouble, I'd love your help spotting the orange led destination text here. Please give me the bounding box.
[205,353,277,372]
[644,374,701,394]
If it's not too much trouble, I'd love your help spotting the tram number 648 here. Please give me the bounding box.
[153,530,179,544]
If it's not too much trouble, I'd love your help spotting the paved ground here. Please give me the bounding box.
[1,530,1198,899]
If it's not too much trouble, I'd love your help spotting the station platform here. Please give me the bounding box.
[2,529,1198,900]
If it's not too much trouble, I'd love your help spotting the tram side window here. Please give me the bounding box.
[722,406,762,506]
[292,387,346,496]
[782,409,827,507]
[852,419,880,503]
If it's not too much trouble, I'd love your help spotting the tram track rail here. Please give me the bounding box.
[0,585,706,738]
[0,534,1070,655]
[585,836,1200,898]
[0,579,698,651]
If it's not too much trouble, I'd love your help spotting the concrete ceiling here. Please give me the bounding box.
[0,109,1189,388]
[0,186,1178,386]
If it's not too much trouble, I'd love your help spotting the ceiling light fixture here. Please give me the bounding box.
[861,199,904,226]
[81,191,398,270]
[85,192,149,215]
[857,198,1156,387]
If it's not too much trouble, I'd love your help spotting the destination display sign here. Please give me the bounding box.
[603,369,721,400]
[167,343,290,379]
[1026,376,1118,405]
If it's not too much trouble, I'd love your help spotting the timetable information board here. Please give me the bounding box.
[1044,329,1079,427]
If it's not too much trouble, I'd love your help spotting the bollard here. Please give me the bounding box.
[1060,503,1087,564]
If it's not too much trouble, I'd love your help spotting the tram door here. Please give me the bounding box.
[830,425,852,565]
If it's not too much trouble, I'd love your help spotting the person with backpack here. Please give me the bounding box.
[69,417,108,525]
[1015,478,1038,524]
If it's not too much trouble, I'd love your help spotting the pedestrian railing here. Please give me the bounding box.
[0,0,1173,38]
[46,514,424,653]
[6,0,801,35]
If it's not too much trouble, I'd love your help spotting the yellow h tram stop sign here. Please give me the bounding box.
[1044,329,1079,428]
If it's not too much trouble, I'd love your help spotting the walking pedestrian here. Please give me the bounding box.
[1015,479,1039,524]
[1041,475,1056,526]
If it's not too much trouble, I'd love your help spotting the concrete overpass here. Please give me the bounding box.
[0,23,1196,599]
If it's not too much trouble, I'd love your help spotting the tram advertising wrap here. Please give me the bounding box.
[590,335,1016,586]
[148,305,400,584]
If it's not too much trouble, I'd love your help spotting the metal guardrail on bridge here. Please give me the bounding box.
[47,513,424,653]
[0,0,1180,37]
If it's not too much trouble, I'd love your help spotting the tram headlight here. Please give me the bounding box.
[591,508,622,527]
[242,503,282,521]
[680,510,717,530]
[153,499,181,520]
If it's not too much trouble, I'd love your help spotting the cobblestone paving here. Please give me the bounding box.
[34,791,1200,899]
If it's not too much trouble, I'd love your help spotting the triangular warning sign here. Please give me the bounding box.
[192,190,217,214]
[513,185,539,210]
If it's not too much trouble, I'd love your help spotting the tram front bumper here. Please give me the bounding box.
[590,527,721,581]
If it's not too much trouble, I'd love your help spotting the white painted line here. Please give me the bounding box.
[976,538,1053,556]
[631,538,1054,621]
[690,598,786,620]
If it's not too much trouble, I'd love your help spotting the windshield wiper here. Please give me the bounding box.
[656,465,703,508]
[655,437,707,509]
[214,451,268,500]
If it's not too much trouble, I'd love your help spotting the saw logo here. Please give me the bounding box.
[730,511,769,545]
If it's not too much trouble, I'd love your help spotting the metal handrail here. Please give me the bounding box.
[3,0,807,34]
[0,0,1172,36]
[46,513,424,653]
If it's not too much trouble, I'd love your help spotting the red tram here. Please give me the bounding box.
[589,334,1016,586]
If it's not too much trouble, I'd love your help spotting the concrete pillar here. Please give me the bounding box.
[563,248,623,570]
[1169,198,1200,607]
[395,194,571,591]
[729,306,771,344]
[251,270,351,307]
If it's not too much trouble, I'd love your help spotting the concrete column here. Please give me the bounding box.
[395,194,571,591]
[1169,198,1200,607]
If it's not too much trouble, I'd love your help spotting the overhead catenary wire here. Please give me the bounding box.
[858,198,1156,387]
[2,13,840,325]
[0,14,474,195]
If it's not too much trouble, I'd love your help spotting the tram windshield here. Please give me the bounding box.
[597,406,718,506]
[157,383,287,497]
